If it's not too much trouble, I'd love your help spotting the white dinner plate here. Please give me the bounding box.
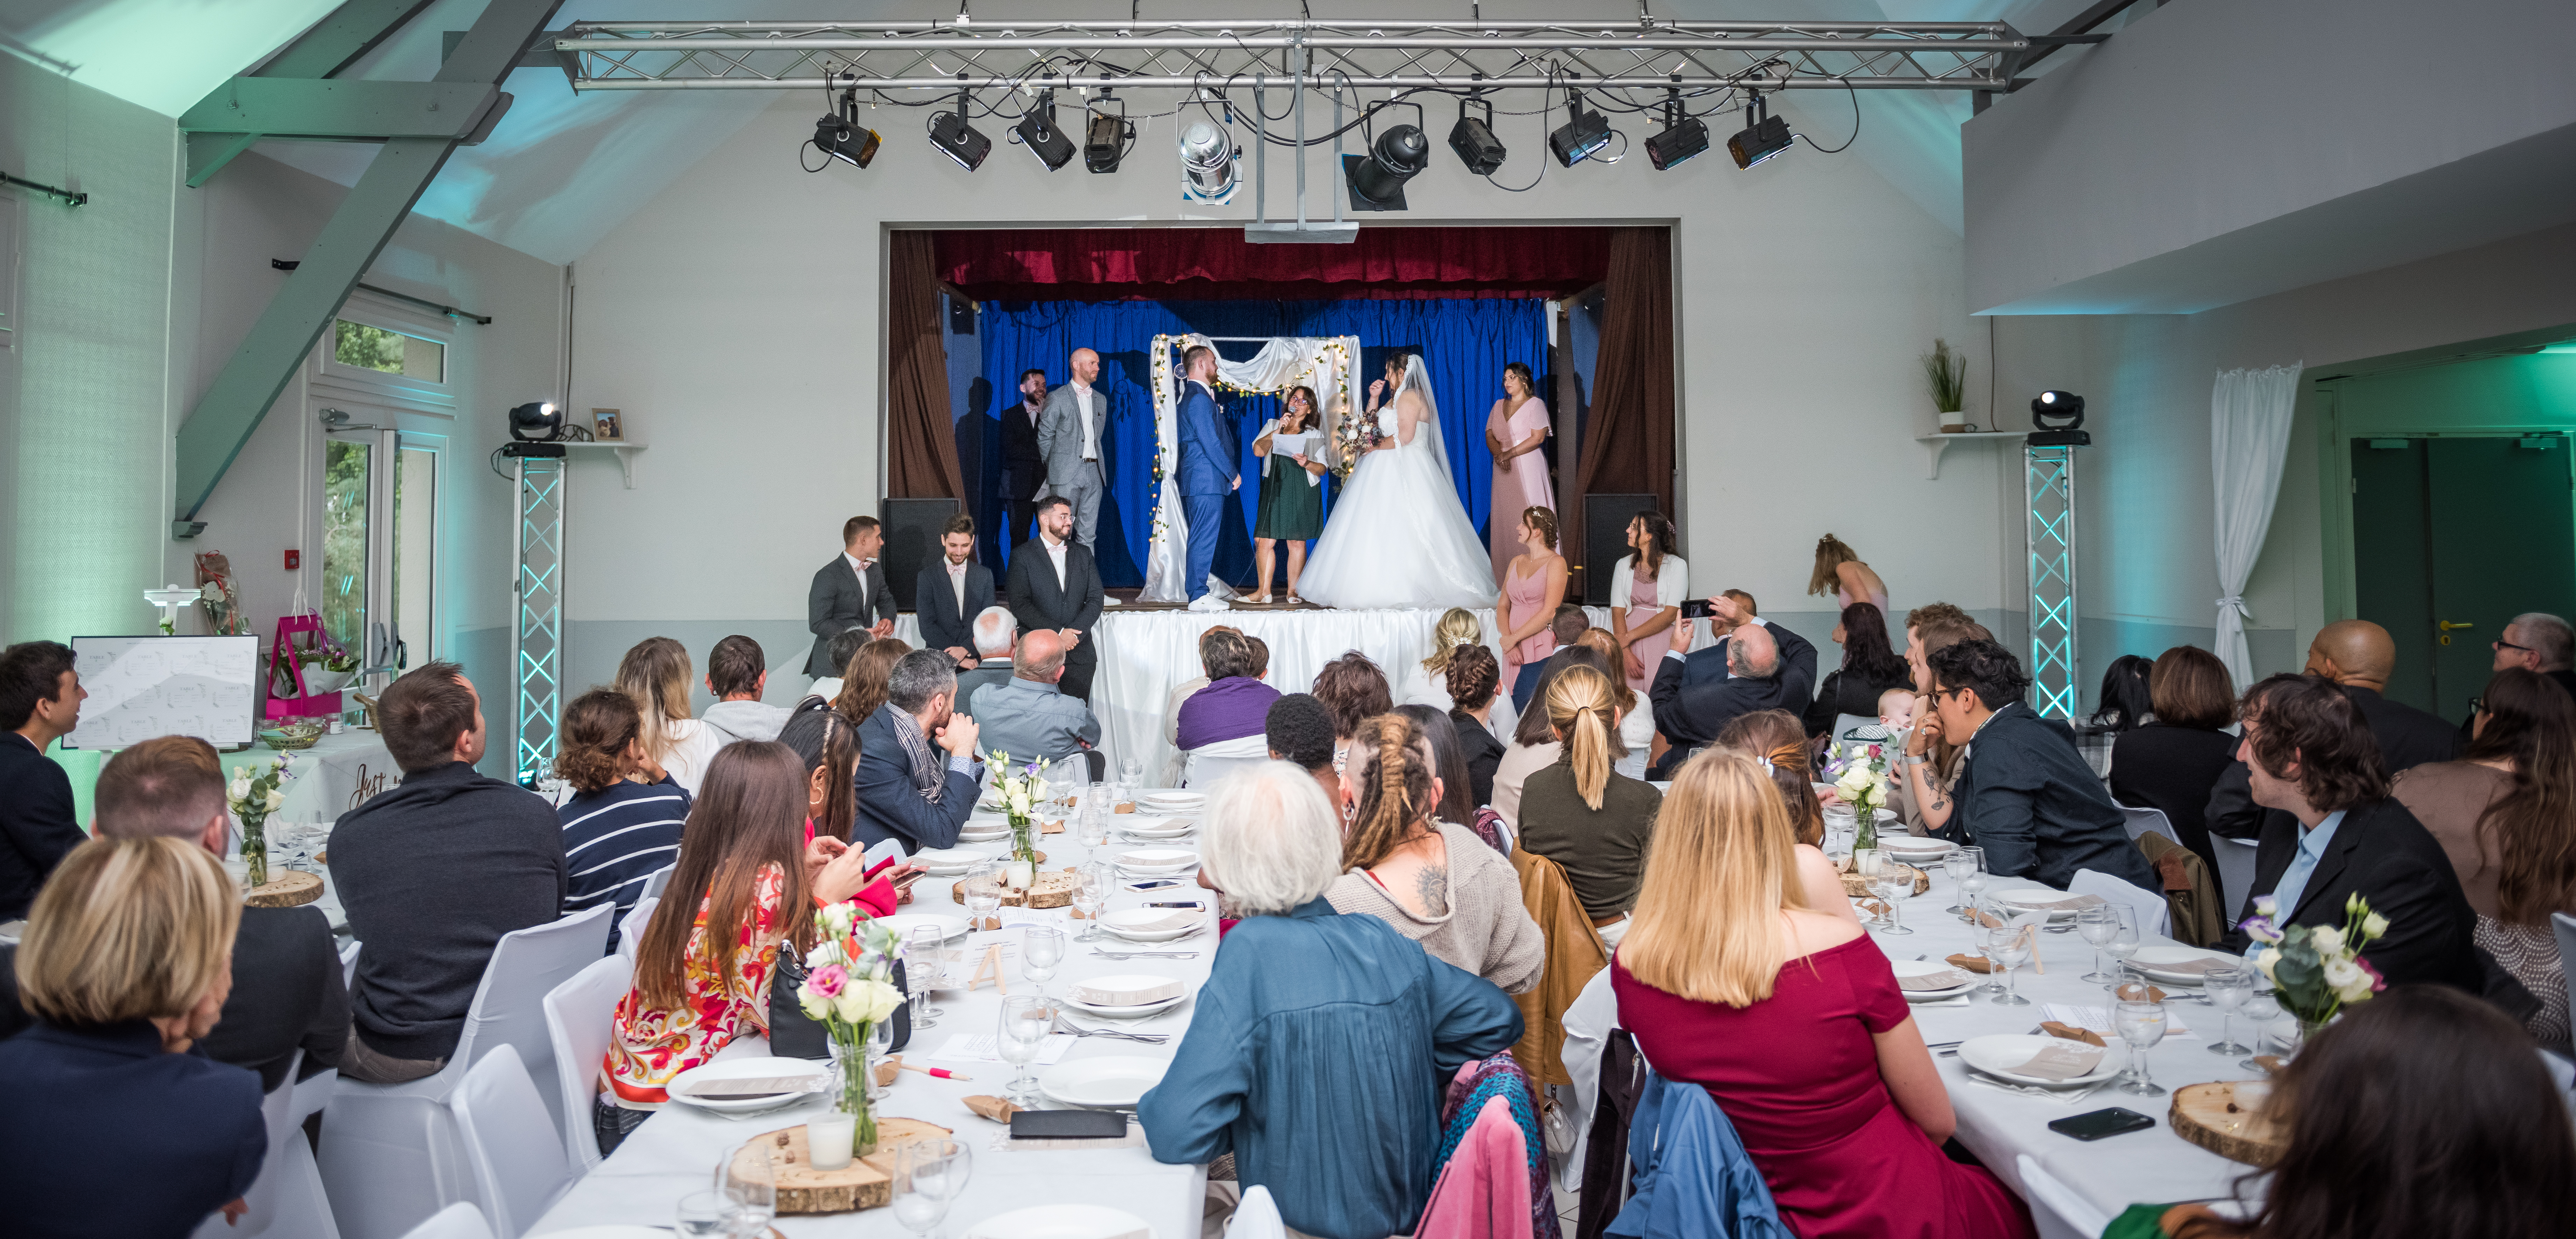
[878,912,972,942]
[1138,793,1204,810]
[528,1228,674,1239]
[911,847,986,875]
[967,1204,1152,1239]
[1990,889,2089,921]
[1119,822,1195,841]
[1060,992,1189,1020]
[1878,837,1956,861]
[1114,848,1200,874]
[1888,957,1976,1001]
[1039,1055,1170,1109]
[1956,1035,2120,1088]
[663,1058,833,1113]
[2129,946,2241,986]
[1097,906,1208,942]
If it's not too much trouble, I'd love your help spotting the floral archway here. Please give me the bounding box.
[1141,334,1360,603]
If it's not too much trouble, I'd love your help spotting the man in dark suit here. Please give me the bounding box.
[2304,619,2457,772]
[806,515,899,678]
[0,640,87,921]
[2225,674,2481,991]
[1648,618,1795,778]
[1930,639,2158,890]
[1680,590,1818,710]
[854,650,984,852]
[914,514,996,670]
[1175,344,1239,603]
[1509,605,1594,717]
[1005,495,1106,701]
[1000,368,1050,548]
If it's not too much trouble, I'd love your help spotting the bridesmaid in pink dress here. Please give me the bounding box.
[1494,507,1568,695]
[1609,512,1687,692]
[1486,363,1554,586]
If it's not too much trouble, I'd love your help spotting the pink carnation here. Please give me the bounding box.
[808,963,848,997]
[2357,956,2387,993]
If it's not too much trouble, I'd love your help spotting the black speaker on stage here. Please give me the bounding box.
[1583,494,1661,606]
[880,498,961,612]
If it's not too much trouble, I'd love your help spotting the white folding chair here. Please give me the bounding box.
[862,837,908,870]
[2070,868,2171,940]
[340,939,363,987]
[615,897,658,965]
[2210,835,2260,928]
[1182,735,1271,788]
[192,1051,340,1239]
[395,1204,492,1239]
[639,863,677,900]
[2115,804,2174,844]
[1224,1185,1287,1239]
[318,904,612,1239]
[450,1045,575,1239]
[2015,1154,2109,1239]
[541,952,634,1174]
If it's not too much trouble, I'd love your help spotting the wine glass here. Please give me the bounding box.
[1983,923,2032,1006]
[1953,847,1988,921]
[1873,867,1913,935]
[1852,848,1885,928]
[963,861,1004,931]
[865,1016,897,1100]
[1022,925,1065,999]
[1120,756,1144,788]
[2075,906,2118,982]
[2113,1000,2169,1096]
[995,995,1051,1105]
[673,1191,734,1239]
[890,1138,974,1239]
[1088,781,1110,821]
[906,924,948,1028]
[720,1142,776,1238]
[2102,908,2143,991]
[1079,796,1113,863]
[2205,966,2255,1056]
[1941,848,1979,915]
[1071,863,1110,942]
[2238,990,2283,1071]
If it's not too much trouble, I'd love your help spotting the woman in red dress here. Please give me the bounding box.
[1610,750,2034,1239]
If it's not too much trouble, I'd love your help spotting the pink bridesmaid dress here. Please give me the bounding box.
[1498,559,1556,694]
[1625,567,1671,692]
[1489,397,1555,585]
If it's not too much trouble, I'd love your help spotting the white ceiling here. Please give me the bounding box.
[2,0,2122,264]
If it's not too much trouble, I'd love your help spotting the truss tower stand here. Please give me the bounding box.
[2025,439,2081,720]
[507,444,566,786]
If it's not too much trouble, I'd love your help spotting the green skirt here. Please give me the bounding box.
[1256,468,1324,539]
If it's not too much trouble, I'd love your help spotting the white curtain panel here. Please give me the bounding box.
[1141,334,1359,603]
[2210,363,2303,687]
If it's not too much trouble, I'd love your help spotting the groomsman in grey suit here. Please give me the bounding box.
[804,515,898,677]
[1036,347,1109,549]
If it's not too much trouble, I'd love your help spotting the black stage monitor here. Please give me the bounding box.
[880,498,962,612]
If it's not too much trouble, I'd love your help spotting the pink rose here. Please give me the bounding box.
[808,963,848,997]
[2357,956,2387,993]
[1866,744,1882,758]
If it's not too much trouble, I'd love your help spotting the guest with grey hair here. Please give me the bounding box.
[968,630,1099,765]
[2493,612,2576,702]
[853,650,983,851]
[957,606,1019,708]
[1140,761,1524,1239]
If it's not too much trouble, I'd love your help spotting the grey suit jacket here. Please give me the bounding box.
[806,555,898,676]
[1035,383,1107,488]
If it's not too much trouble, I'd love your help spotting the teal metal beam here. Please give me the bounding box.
[172,0,566,537]
[180,79,500,140]
[256,0,443,79]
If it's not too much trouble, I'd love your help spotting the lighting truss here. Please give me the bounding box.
[511,452,566,786]
[2025,442,2080,721]
[549,19,2020,94]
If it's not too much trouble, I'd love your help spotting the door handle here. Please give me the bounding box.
[2439,619,2473,645]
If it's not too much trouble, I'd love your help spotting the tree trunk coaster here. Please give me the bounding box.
[1839,863,1928,900]
[734,1116,953,1213]
[2170,1081,2281,1167]
[246,870,323,908]
[952,869,1078,910]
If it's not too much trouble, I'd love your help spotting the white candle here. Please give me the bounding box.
[1003,859,1036,890]
[806,1113,856,1170]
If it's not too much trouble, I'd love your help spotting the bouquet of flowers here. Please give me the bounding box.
[1821,740,1892,850]
[2241,892,2388,1035]
[797,902,906,1157]
[1329,389,1377,481]
[225,754,296,888]
[988,753,1051,876]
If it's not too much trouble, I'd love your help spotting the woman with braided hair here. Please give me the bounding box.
[1326,712,1544,993]
[1718,709,1862,923]
[1514,666,1663,946]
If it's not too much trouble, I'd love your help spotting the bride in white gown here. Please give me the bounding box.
[1299,353,1500,610]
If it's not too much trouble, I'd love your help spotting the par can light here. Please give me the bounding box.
[1727,93,1794,169]
[1345,120,1429,212]
[1012,90,1075,172]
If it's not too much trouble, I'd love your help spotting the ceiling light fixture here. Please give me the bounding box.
[1178,117,1238,203]
[1084,91,1133,173]
[927,81,992,171]
[1547,89,1614,167]
[1726,91,1794,169]
[1011,89,1075,172]
[1345,104,1429,211]
[1644,84,1709,170]
[813,89,881,169]
[1448,91,1506,175]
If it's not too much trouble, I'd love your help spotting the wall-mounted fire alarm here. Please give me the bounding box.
[285,549,300,571]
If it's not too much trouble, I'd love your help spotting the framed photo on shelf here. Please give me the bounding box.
[591,408,623,441]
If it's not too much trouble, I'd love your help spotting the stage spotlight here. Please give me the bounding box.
[1179,120,1238,204]
[1726,92,1794,169]
[1645,89,1709,170]
[1012,89,1075,172]
[2031,391,2087,430]
[1547,90,1613,167]
[1084,93,1133,173]
[1344,119,1429,212]
[812,90,881,169]
[507,401,562,443]
[928,87,991,172]
[1449,95,1506,175]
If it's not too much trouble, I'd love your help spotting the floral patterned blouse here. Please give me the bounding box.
[607,863,789,1104]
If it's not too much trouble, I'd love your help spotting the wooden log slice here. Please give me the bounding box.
[737,1116,953,1213]
[951,869,1077,910]
[1839,863,1929,900]
[246,870,324,908]
[2169,1081,2280,1167]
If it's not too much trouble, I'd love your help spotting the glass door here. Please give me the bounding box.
[322,435,374,660]
[321,425,439,690]
[391,439,440,670]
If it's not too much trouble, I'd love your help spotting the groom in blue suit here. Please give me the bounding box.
[1175,345,1239,602]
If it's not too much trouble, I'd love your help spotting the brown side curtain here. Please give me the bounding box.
[887,231,966,499]
[1564,227,1676,595]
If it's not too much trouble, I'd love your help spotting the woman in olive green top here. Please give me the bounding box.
[1513,664,1660,946]
[1250,385,1328,604]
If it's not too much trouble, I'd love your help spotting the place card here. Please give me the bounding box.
[2012,1043,2104,1082]
[1895,969,1972,991]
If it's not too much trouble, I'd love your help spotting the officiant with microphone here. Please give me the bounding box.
[1249,384,1327,605]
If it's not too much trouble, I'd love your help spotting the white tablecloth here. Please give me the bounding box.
[224,731,401,825]
[528,831,1212,1237]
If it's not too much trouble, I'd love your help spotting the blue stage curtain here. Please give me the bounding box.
[973,298,1550,587]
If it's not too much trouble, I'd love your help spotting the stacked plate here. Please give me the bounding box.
[960,812,1015,844]
[1114,848,1199,876]
[1136,790,1205,815]
[1062,973,1190,1019]
[2129,946,2241,986]
[1989,889,2098,922]
[1889,957,1976,1002]
[877,912,972,942]
[965,1205,1153,1239]
[1877,836,1956,864]
[1096,905,1206,942]
[1956,1034,2121,1089]
[1119,816,1194,841]
[911,846,986,876]
[1037,1055,1170,1108]
[662,1059,833,1114]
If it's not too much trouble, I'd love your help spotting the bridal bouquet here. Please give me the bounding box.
[988,753,1051,882]
[798,903,905,1157]
[225,754,297,888]
[1822,740,1891,850]
[2241,892,2388,1036]
[1329,390,1377,480]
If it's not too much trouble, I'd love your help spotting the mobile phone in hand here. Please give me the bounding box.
[2047,1107,2156,1141]
[891,869,927,891]
[1680,598,1715,619]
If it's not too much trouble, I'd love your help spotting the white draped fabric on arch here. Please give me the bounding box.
[1140,333,1359,603]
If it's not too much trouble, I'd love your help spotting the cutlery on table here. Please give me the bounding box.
[1053,1015,1171,1044]
[1090,949,1199,960]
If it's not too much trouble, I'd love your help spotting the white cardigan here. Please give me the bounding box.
[1606,554,1690,613]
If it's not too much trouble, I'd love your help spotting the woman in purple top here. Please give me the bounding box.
[1176,631,1281,750]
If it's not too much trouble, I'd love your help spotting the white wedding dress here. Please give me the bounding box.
[1298,356,1500,610]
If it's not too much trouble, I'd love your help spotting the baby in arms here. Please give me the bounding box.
[1878,686,1917,732]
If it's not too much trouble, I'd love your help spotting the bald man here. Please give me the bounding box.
[1648,611,1795,778]
[965,627,1100,764]
[1036,346,1110,549]
[2303,619,2459,773]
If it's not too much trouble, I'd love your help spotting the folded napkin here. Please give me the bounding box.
[1896,969,1973,992]
[1965,1070,2113,1106]
[2043,1001,2192,1038]
[1105,909,1201,933]
[1998,892,2109,912]
[1910,994,1973,1008]
[1945,953,1995,975]
[2012,1042,2104,1082]
[676,1071,826,1100]
[1073,977,1185,1006]
[1118,851,1195,868]
[2144,957,2227,976]
[2039,1021,2107,1047]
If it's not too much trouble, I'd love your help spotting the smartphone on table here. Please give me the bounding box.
[2047,1107,2156,1141]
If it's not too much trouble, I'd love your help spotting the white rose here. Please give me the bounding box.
[2255,948,2281,984]
[1008,789,1032,816]
[264,788,285,812]
[2310,925,2345,956]
[2361,911,2389,940]
[854,979,902,1024]
[2321,956,2364,991]
[799,990,833,1021]
[229,775,253,800]
[1835,766,1873,796]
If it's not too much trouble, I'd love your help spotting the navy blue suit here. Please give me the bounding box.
[853,703,981,852]
[0,1020,266,1238]
[1176,379,1238,601]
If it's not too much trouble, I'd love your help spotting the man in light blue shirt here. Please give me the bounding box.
[2262,808,2346,930]
[966,629,1100,766]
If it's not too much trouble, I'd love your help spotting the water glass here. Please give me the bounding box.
[2075,906,2119,982]
[673,1191,735,1238]
[720,1143,776,1237]
[865,1017,897,1101]
[890,1138,974,1239]
[996,995,1051,1104]
[1119,756,1144,787]
[2102,909,2142,991]
[1071,863,1110,941]
[1022,925,1065,997]
[2238,991,2283,1070]
[1079,798,1113,861]
[2113,1000,2169,1096]
[963,860,1004,929]
[1941,848,1979,914]
[1873,868,1913,935]
[1983,923,2032,1006]
[1088,781,1110,819]
[1953,847,1989,920]
[2202,965,2254,1054]
[906,924,948,1028]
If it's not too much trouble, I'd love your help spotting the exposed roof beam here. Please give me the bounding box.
[180,80,503,141]
[184,0,442,187]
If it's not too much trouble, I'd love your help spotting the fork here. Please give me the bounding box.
[1054,1015,1170,1044]
[1090,949,1199,960]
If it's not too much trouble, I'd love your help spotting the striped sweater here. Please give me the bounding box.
[558,775,691,949]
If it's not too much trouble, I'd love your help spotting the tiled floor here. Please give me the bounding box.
[1552,1183,1581,1227]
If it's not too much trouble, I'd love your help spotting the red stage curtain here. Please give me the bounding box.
[887,231,965,500]
[1566,227,1676,594]
[934,226,1609,302]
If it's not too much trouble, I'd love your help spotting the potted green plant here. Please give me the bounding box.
[1922,339,1968,432]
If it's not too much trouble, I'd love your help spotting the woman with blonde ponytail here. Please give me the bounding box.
[1611,751,2029,1239]
[1515,666,1663,945]
[1325,712,1545,993]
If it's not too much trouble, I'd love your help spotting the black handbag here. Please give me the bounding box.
[769,947,911,1060]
